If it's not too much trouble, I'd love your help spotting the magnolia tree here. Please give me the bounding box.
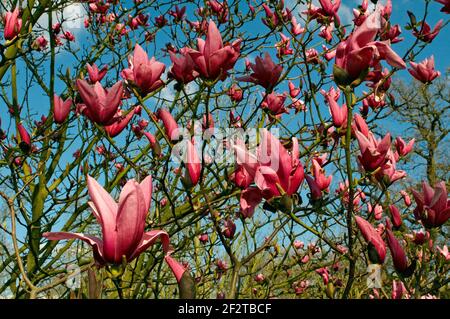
[0,0,448,299]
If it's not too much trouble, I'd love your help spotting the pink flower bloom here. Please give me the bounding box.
[155,108,179,141]
[319,24,334,43]
[389,204,402,228]
[411,181,450,228]
[240,187,263,218]
[355,131,391,172]
[276,33,293,57]
[392,280,407,299]
[334,11,406,85]
[34,36,48,50]
[352,114,369,137]
[4,8,22,40]
[435,0,450,14]
[436,245,450,261]
[400,190,411,207]
[395,137,415,157]
[43,175,181,270]
[121,44,165,95]
[227,85,243,102]
[294,240,304,249]
[169,48,198,84]
[291,16,305,35]
[104,109,135,137]
[53,94,72,124]
[76,80,123,125]
[154,15,168,28]
[261,92,288,117]
[233,130,304,215]
[408,56,441,83]
[187,20,241,80]
[183,138,201,187]
[254,273,265,283]
[368,203,383,220]
[222,218,236,239]
[311,159,332,192]
[87,63,108,83]
[261,4,279,28]
[207,0,229,23]
[355,216,386,263]
[413,20,443,43]
[386,228,409,273]
[315,267,330,285]
[198,233,208,244]
[238,53,283,90]
[17,123,31,146]
[288,81,300,98]
[169,5,186,22]
[325,92,347,128]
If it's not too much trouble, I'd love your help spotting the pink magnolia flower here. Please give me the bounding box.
[222,218,236,239]
[104,109,135,137]
[353,0,369,26]
[407,229,429,245]
[187,20,241,80]
[386,228,409,273]
[261,4,279,28]
[319,24,334,43]
[368,203,383,220]
[17,123,31,146]
[87,63,108,83]
[239,187,263,218]
[400,190,411,207]
[436,245,450,261]
[4,8,22,40]
[389,204,402,228]
[169,48,198,84]
[355,131,391,172]
[304,0,341,25]
[408,56,441,83]
[233,130,304,215]
[395,137,415,157]
[198,234,208,244]
[121,44,165,95]
[155,108,179,141]
[294,240,304,249]
[315,267,330,285]
[334,11,406,85]
[355,216,386,263]
[254,273,265,283]
[325,92,347,128]
[352,114,369,138]
[43,176,179,268]
[154,15,168,28]
[53,94,72,124]
[169,5,186,22]
[411,181,450,228]
[183,138,201,187]
[288,81,300,98]
[392,280,407,299]
[435,0,450,14]
[227,85,243,102]
[76,79,123,125]
[310,159,332,192]
[276,33,293,57]
[413,20,443,43]
[207,0,229,23]
[34,36,48,50]
[238,53,283,90]
[261,92,288,117]
[291,16,305,35]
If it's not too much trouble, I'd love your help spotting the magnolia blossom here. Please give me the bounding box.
[355,216,386,263]
[232,129,304,216]
[4,8,22,40]
[411,181,450,228]
[53,95,72,124]
[435,0,450,14]
[187,20,241,80]
[238,53,283,90]
[334,11,406,85]
[408,56,441,83]
[76,80,123,125]
[87,63,108,83]
[43,175,186,284]
[121,44,165,95]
